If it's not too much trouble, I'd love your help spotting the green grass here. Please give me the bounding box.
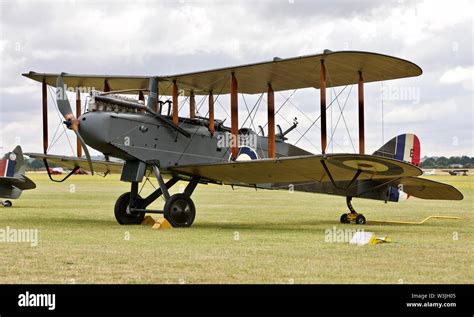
[0,174,472,284]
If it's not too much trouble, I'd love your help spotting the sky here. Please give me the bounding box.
[0,0,472,158]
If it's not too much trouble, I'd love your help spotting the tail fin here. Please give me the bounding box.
[0,145,26,178]
[374,134,421,202]
[373,133,421,166]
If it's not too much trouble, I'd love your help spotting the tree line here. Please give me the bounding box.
[420,156,473,168]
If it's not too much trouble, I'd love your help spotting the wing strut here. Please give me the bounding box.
[76,90,82,158]
[230,73,239,160]
[42,77,48,154]
[320,159,362,191]
[320,60,327,154]
[208,91,215,134]
[358,71,365,154]
[267,83,275,158]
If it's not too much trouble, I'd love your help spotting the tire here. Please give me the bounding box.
[3,200,12,208]
[355,214,366,225]
[340,213,349,224]
[114,192,145,225]
[164,194,196,227]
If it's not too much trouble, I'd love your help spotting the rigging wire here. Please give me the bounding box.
[294,85,348,145]
[327,85,355,152]
[46,86,76,155]
[326,68,357,153]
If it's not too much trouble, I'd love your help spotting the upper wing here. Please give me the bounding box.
[26,153,123,175]
[23,50,421,96]
[388,177,463,200]
[170,154,422,186]
[163,51,422,95]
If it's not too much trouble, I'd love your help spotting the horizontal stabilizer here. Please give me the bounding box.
[388,177,463,200]
[0,176,36,190]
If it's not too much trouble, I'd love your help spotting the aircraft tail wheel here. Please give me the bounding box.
[3,200,12,208]
[340,213,350,224]
[355,214,366,225]
[164,193,196,227]
[114,192,145,225]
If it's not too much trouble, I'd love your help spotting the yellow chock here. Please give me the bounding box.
[141,216,156,226]
[370,236,392,245]
[152,218,173,230]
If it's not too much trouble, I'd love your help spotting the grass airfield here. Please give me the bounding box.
[0,174,472,284]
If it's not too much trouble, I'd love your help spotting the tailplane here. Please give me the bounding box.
[373,133,421,166]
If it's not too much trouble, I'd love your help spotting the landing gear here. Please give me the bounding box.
[114,162,200,227]
[114,192,145,225]
[339,197,366,225]
[1,200,12,207]
[164,193,196,227]
[340,213,349,224]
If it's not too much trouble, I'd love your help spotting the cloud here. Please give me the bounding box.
[440,66,474,90]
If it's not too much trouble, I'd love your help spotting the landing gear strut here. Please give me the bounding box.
[114,163,199,227]
[340,197,366,225]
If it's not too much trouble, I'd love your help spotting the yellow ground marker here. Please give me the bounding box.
[369,215,461,225]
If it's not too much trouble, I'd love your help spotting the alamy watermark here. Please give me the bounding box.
[0,226,39,247]
[56,84,95,100]
[324,226,364,243]
[217,132,257,149]
[381,85,420,105]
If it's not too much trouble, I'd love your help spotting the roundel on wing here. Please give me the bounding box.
[235,146,259,161]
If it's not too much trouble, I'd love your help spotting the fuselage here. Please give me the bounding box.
[78,110,396,203]
[79,110,311,169]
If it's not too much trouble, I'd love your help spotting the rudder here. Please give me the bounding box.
[373,133,420,166]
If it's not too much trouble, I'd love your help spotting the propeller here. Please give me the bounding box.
[56,75,94,175]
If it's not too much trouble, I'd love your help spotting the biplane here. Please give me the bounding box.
[442,169,469,176]
[0,146,36,207]
[23,50,463,226]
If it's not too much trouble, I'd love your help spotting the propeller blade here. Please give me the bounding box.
[55,76,74,118]
[73,130,94,176]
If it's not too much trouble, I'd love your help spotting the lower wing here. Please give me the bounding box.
[26,153,123,175]
[170,154,422,185]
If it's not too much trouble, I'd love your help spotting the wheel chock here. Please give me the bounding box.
[141,216,156,226]
[152,218,172,229]
[350,232,392,245]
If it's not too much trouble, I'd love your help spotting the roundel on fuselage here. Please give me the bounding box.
[234,146,259,161]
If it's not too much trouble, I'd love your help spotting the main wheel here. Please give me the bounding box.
[340,213,349,224]
[3,200,12,208]
[355,214,366,225]
[114,192,145,225]
[164,194,196,227]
